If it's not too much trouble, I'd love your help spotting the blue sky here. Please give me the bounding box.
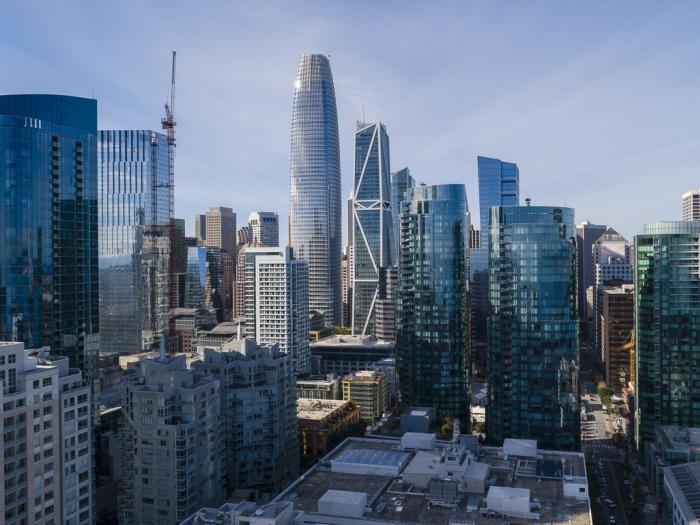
[2,1,700,240]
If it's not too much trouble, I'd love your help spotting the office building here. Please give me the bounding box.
[390,167,414,266]
[243,247,310,374]
[180,502,295,525]
[473,156,519,376]
[205,206,236,256]
[487,206,579,451]
[297,375,341,400]
[98,129,173,354]
[342,370,389,421]
[396,184,470,422]
[635,222,700,453]
[310,334,394,377]
[600,285,634,391]
[646,426,700,500]
[0,95,100,406]
[170,307,218,354]
[289,53,342,326]
[297,398,363,466]
[352,122,392,336]
[248,211,279,247]
[258,436,591,525]
[193,339,299,495]
[663,461,700,525]
[194,214,206,244]
[0,341,93,525]
[682,189,700,221]
[170,218,187,309]
[183,246,225,320]
[576,221,607,338]
[118,354,226,525]
[341,249,351,328]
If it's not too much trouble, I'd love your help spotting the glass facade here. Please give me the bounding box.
[184,247,223,320]
[635,221,700,454]
[0,94,99,402]
[396,184,470,422]
[352,122,392,335]
[390,167,414,266]
[98,130,172,354]
[289,54,342,326]
[486,206,579,451]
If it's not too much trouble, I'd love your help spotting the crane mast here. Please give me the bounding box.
[161,50,176,217]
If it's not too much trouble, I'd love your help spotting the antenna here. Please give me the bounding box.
[362,105,366,123]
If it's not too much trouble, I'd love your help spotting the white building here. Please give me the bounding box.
[664,461,700,525]
[683,189,700,221]
[244,247,310,374]
[0,342,93,525]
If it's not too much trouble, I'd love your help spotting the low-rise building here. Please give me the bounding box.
[663,461,700,525]
[310,335,393,377]
[297,398,362,465]
[342,370,389,421]
[171,307,217,354]
[297,375,341,400]
[647,426,700,499]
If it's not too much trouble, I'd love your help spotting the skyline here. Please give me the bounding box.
[3,2,700,240]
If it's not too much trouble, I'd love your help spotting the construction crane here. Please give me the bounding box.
[161,50,176,217]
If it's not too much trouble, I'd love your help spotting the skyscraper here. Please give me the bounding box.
[472,156,519,375]
[486,206,579,451]
[352,122,392,335]
[289,53,342,326]
[682,189,700,221]
[396,184,470,422]
[635,221,700,453]
[194,213,207,244]
[98,129,172,354]
[248,211,279,247]
[243,247,310,374]
[390,167,414,266]
[205,206,236,256]
[0,95,100,403]
[576,221,607,339]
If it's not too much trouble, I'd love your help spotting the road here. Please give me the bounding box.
[580,347,633,525]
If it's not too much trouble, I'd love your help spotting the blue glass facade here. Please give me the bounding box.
[98,130,172,354]
[0,94,99,398]
[635,222,700,454]
[289,54,342,326]
[396,184,470,422]
[390,167,414,266]
[486,206,579,451]
[352,122,392,335]
[477,155,519,247]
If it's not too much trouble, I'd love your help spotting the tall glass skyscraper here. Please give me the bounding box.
[396,184,470,422]
[289,54,341,326]
[0,94,100,399]
[486,206,579,451]
[390,167,414,266]
[98,130,172,354]
[635,222,700,454]
[352,122,392,335]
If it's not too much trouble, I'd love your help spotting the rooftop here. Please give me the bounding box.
[312,334,394,349]
[273,435,591,525]
[297,399,351,421]
[665,461,700,522]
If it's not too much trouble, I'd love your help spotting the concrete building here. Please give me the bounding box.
[682,189,700,221]
[310,335,394,377]
[374,266,397,342]
[118,354,226,525]
[342,370,389,422]
[205,206,236,256]
[0,341,93,525]
[193,339,299,495]
[194,214,206,244]
[170,308,218,354]
[248,211,279,247]
[194,321,244,349]
[244,247,310,375]
[663,461,700,525]
[297,398,363,465]
[576,221,607,339]
[647,426,700,500]
[268,435,590,525]
[180,501,295,525]
[297,375,341,400]
[600,285,634,391]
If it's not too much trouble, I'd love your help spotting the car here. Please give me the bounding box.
[609,517,616,524]
[604,499,617,509]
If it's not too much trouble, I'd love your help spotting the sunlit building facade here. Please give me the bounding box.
[289,54,342,326]
[352,122,392,335]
